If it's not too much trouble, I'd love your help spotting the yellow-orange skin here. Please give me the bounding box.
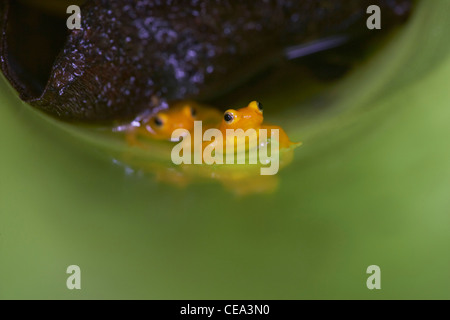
[121,101,300,196]
[126,101,221,143]
[217,101,295,149]
[127,100,296,150]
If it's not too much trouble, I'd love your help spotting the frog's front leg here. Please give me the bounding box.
[125,127,140,146]
[125,126,153,148]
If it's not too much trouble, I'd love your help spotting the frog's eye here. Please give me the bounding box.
[224,111,234,124]
[182,105,196,118]
[248,100,263,114]
[257,101,263,112]
[190,106,197,117]
[153,116,164,127]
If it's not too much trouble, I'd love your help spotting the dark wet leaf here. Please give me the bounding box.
[0,0,411,122]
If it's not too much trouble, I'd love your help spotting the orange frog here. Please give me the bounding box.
[216,100,298,150]
[126,100,299,154]
[126,100,221,144]
[122,100,300,195]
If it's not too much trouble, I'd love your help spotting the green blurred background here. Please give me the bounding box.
[1,0,449,299]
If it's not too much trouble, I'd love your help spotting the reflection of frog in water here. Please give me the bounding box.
[122,100,301,196]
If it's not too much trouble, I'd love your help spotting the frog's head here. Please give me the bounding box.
[220,101,264,132]
[147,102,197,140]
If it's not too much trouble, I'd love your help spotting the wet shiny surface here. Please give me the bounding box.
[0,0,411,121]
[1,1,450,299]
